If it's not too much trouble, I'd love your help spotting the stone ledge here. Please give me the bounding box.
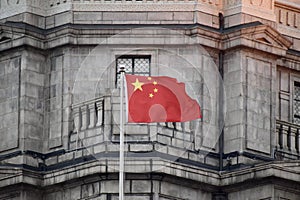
[0,159,299,191]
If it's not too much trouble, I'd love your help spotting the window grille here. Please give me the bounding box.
[294,82,300,124]
[116,55,151,87]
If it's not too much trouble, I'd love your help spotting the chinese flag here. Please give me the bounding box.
[125,74,201,123]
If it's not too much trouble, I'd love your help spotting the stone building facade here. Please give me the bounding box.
[0,0,299,199]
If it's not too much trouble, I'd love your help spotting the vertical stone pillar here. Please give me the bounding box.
[96,100,104,127]
[81,105,88,130]
[88,103,96,129]
[73,107,81,132]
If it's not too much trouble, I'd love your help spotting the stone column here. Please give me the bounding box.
[88,103,96,129]
[73,107,81,132]
[96,100,103,127]
[81,105,88,130]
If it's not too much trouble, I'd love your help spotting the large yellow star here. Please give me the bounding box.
[132,78,144,91]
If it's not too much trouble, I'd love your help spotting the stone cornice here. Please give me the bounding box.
[0,22,293,56]
[0,159,299,191]
[221,24,292,56]
[275,0,300,11]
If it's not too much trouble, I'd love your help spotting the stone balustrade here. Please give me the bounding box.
[72,97,104,133]
[275,2,300,29]
[275,120,300,159]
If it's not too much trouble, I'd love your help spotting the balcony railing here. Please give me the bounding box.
[72,98,104,132]
[70,97,105,150]
[275,120,300,160]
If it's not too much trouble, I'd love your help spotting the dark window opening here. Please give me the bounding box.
[116,55,151,88]
[293,81,300,125]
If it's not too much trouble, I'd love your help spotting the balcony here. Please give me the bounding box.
[275,120,300,160]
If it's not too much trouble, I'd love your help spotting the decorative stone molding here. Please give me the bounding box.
[224,0,275,23]
[0,0,222,19]
[250,0,272,9]
[222,24,292,55]
[275,1,300,40]
[0,0,22,9]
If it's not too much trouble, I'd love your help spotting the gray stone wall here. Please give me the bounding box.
[223,49,277,156]
[21,49,46,152]
[0,52,20,152]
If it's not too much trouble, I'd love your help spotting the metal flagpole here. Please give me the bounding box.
[119,66,125,200]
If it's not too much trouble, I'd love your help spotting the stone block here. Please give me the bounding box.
[58,152,74,163]
[148,12,173,21]
[157,134,171,145]
[93,143,106,154]
[69,186,81,200]
[82,135,102,147]
[131,180,151,193]
[111,195,150,200]
[45,156,58,166]
[100,180,130,193]
[160,181,198,200]
[174,131,192,141]
[226,13,243,28]
[4,112,18,127]
[224,138,244,153]
[81,182,100,199]
[154,143,168,154]
[226,110,244,126]
[54,11,72,27]
[158,126,174,137]
[224,70,244,85]
[224,124,244,141]
[125,124,148,135]
[197,12,213,27]
[167,146,189,159]
[129,144,153,152]
[74,12,102,22]
[171,138,193,150]
[173,12,193,21]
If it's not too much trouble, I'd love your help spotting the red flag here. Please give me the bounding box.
[125,74,201,123]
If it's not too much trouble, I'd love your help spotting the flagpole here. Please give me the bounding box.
[119,66,125,200]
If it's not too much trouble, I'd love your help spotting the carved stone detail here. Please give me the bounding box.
[250,0,263,6]
[249,0,272,9]
[225,0,242,7]
[0,0,22,9]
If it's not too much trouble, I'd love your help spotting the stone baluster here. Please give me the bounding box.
[88,103,97,129]
[73,107,81,132]
[96,100,104,126]
[278,124,283,149]
[81,105,88,130]
[296,129,300,153]
[287,126,291,151]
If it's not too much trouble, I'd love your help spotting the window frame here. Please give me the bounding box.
[115,55,151,88]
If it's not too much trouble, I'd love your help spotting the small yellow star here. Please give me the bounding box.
[149,93,154,98]
[132,78,144,91]
[147,77,152,80]
[154,88,158,93]
[153,81,158,85]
